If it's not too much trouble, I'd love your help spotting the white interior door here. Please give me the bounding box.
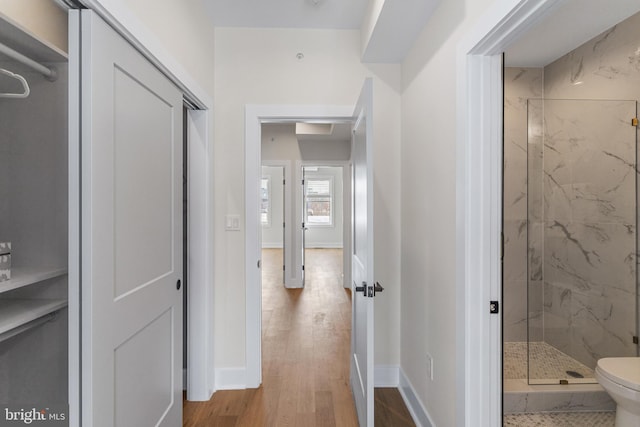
[76,10,183,427]
[351,78,375,427]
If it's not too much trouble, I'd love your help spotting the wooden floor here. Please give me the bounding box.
[183,249,415,427]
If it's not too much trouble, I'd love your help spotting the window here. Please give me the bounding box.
[305,176,333,226]
[261,177,270,227]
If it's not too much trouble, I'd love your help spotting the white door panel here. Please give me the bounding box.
[351,78,374,427]
[76,10,183,427]
[114,309,173,427]
[113,67,174,298]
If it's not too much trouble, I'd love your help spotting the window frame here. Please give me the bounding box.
[304,174,334,227]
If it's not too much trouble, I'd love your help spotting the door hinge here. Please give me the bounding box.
[634,336,638,344]
[302,222,305,229]
[283,264,285,271]
[302,265,305,271]
[632,117,638,127]
[489,301,499,314]
[500,231,504,261]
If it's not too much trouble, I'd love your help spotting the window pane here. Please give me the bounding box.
[306,197,331,225]
[305,176,332,226]
[306,179,330,196]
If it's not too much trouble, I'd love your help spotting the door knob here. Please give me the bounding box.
[354,281,367,297]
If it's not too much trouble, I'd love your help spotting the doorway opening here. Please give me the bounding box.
[458,0,640,424]
[259,123,352,290]
[246,82,385,425]
[302,165,346,289]
[245,106,355,387]
[258,121,356,423]
[500,4,640,424]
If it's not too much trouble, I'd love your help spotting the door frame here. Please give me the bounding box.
[245,105,353,387]
[457,0,599,425]
[68,4,214,426]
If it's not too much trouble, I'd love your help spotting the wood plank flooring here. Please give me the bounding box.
[183,249,415,426]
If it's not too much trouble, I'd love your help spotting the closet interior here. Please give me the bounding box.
[0,15,68,404]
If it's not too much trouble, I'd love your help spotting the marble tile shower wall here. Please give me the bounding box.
[541,99,636,368]
[541,10,640,368]
[503,10,640,370]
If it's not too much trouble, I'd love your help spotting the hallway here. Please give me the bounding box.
[183,249,414,426]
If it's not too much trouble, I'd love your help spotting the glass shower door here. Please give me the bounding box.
[527,99,638,385]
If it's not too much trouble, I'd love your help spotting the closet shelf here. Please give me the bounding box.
[0,299,67,339]
[0,267,67,294]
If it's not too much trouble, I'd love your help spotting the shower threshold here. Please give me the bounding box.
[505,342,595,382]
[503,342,614,414]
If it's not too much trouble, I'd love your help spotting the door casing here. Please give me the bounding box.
[245,106,353,387]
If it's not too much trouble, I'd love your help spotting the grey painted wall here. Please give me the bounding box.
[0,61,68,403]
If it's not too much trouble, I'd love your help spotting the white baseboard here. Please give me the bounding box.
[215,367,246,390]
[374,365,399,387]
[285,279,303,288]
[398,368,434,427]
[305,243,344,249]
[261,244,344,249]
[261,243,283,249]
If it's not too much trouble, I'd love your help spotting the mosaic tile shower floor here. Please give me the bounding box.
[503,411,615,426]
[504,342,594,381]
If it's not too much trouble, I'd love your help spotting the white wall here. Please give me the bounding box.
[400,0,498,425]
[214,27,402,373]
[107,0,216,95]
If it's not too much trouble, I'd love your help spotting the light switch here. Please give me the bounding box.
[225,214,241,231]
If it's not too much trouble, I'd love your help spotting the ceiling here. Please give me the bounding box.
[505,0,640,67]
[203,0,368,29]
[202,0,440,63]
[198,0,640,68]
[295,122,352,142]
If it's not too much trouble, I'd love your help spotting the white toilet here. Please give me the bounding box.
[595,357,640,427]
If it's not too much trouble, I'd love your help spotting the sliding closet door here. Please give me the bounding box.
[73,10,183,427]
